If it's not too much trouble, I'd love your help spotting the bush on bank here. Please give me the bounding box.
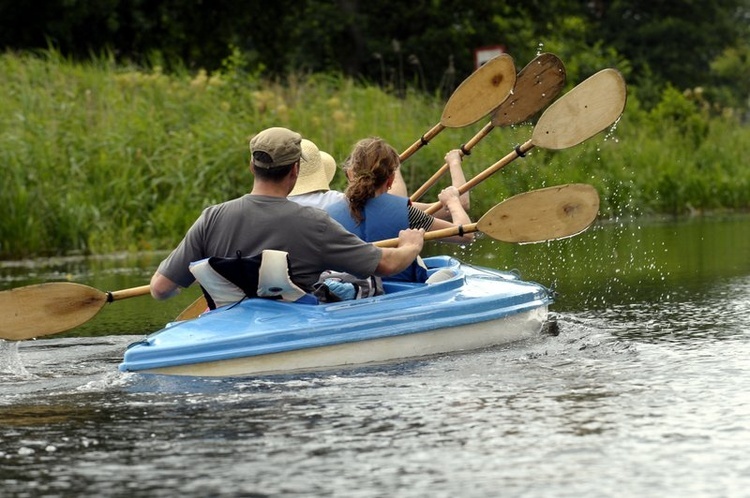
[1,51,748,259]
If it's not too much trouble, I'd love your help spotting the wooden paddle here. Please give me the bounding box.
[0,284,151,341]
[421,68,627,216]
[376,183,599,247]
[398,53,516,163]
[173,182,599,321]
[409,53,566,202]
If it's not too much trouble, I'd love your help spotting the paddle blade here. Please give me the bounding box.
[492,53,566,127]
[531,68,627,150]
[0,283,107,340]
[477,184,600,244]
[175,295,208,321]
[441,54,516,128]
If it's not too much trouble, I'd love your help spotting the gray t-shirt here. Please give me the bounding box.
[157,194,382,291]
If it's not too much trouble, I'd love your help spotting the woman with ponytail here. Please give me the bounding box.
[326,137,473,283]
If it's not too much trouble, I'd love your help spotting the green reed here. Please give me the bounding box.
[1,51,749,259]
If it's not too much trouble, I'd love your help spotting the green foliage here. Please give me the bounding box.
[1,51,750,259]
[2,0,748,116]
[649,85,709,147]
[710,42,750,114]
[594,0,749,93]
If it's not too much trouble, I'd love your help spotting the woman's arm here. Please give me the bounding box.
[411,149,470,220]
[427,186,474,244]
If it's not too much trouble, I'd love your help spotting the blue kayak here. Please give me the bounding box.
[119,256,554,377]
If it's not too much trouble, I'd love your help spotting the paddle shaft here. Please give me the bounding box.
[109,285,151,301]
[408,121,495,201]
[399,123,445,162]
[374,224,479,248]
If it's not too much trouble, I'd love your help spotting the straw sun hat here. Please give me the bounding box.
[289,139,337,196]
[321,151,336,185]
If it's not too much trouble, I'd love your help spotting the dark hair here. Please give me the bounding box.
[251,151,295,180]
[344,137,399,223]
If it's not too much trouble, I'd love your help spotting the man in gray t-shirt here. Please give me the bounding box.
[150,127,424,300]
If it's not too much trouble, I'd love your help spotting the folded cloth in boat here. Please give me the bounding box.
[322,280,355,301]
[313,270,384,303]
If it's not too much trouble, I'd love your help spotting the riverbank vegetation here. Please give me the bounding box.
[1,50,749,259]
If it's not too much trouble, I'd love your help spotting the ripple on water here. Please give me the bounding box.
[1,298,749,497]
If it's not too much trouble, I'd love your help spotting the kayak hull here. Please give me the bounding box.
[119,256,553,377]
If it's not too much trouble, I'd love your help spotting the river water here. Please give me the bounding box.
[1,215,749,497]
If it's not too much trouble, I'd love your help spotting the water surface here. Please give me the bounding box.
[1,216,749,497]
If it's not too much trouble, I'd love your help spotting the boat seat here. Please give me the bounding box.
[425,268,457,284]
[380,268,457,295]
[257,250,308,301]
[189,250,316,309]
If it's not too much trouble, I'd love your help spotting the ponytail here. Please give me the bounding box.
[344,137,400,224]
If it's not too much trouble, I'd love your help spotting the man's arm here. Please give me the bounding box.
[374,228,425,276]
[150,271,182,300]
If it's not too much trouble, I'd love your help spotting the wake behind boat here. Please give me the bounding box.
[118,256,554,377]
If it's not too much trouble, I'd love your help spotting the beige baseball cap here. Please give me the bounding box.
[249,127,305,169]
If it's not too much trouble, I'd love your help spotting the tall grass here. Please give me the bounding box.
[1,51,749,259]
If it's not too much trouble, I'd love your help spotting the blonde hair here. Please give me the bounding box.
[344,137,400,223]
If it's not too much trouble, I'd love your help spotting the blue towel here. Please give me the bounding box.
[323,279,355,301]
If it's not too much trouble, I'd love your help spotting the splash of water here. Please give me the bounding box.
[0,340,32,378]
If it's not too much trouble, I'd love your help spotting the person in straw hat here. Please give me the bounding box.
[288,139,347,209]
[150,126,425,301]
